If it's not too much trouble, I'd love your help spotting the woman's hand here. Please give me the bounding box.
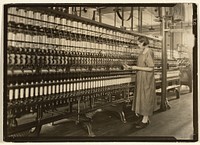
[123,64,139,70]
[123,64,129,70]
[131,66,138,70]
[123,64,138,70]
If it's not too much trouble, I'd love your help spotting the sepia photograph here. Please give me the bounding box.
[2,3,198,142]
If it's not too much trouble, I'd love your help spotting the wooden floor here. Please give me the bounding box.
[35,86,195,142]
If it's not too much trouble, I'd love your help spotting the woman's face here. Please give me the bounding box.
[137,41,144,48]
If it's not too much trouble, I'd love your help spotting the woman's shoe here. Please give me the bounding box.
[133,116,143,124]
[135,120,150,129]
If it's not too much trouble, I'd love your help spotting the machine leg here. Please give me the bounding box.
[175,88,180,99]
[118,111,127,123]
[105,103,127,123]
[85,108,103,119]
[29,124,42,137]
[165,98,171,110]
[29,105,43,137]
[77,108,102,136]
[159,98,171,111]
[82,122,95,137]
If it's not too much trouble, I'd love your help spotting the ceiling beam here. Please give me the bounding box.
[99,7,144,15]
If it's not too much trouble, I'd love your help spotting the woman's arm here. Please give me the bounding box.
[123,64,154,72]
[131,66,154,72]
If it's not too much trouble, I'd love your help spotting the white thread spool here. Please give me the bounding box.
[48,15,55,28]
[48,81,51,95]
[52,80,55,94]
[9,84,13,101]
[33,11,41,26]
[41,13,48,28]
[14,87,19,100]
[44,81,47,95]
[61,18,66,31]
[35,82,38,97]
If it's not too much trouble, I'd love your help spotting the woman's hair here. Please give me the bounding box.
[138,36,149,46]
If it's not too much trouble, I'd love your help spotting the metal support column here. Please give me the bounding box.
[170,7,174,58]
[160,7,168,111]
[114,7,116,27]
[99,9,102,23]
[180,21,183,47]
[79,7,82,17]
[121,7,124,27]
[131,7,134,31]
[138,7,142,33]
